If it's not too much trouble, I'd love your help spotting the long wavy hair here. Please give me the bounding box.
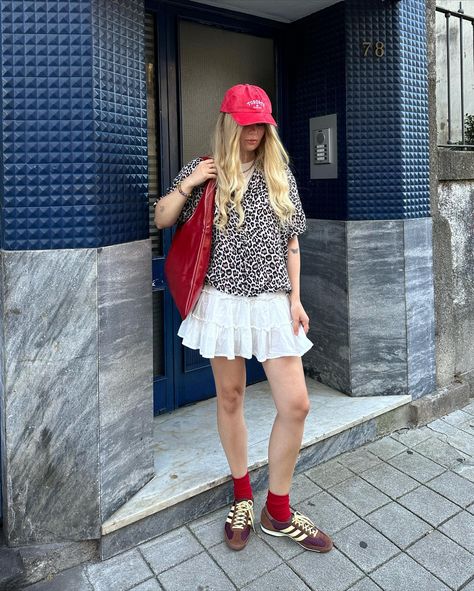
[211,112,295,230]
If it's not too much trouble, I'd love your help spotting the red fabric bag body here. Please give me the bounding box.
[164,158,216,319]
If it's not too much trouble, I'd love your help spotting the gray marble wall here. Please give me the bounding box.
[97,242,154,521]
[404,219,437,399]
[301,219,436,400]
[300,221,351,393]
[0,239,154,546]
[347,220,407,397]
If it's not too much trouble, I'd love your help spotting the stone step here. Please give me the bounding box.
[100,379,412,560]
[0,546,26,590]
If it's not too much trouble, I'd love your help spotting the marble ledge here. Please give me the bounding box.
[101,379,411,536]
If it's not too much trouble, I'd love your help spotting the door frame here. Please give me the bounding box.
[146,0,291,413]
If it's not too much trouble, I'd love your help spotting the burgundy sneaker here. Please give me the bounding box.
[224,498,256,551]
[260,504,333,552]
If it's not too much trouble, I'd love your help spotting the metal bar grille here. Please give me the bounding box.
[436,4,474,149]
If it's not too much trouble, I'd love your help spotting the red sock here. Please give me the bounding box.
[266,490,291,522]
[232,471,253,501]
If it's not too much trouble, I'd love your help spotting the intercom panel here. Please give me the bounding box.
[309,114,338,179]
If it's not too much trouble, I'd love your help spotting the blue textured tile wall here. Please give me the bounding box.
[91,0,148,246]
[345,0,430,219]
[287,3,347,220]
[288,0,430,221]
[0,0,148,249]
[398,0,430,218]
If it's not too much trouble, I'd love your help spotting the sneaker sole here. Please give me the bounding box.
[260,524,333,552]
[224,538,249,551]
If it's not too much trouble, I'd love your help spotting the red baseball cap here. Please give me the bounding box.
[220,84,277,126]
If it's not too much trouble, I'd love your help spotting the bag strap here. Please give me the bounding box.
[198,155,217,218]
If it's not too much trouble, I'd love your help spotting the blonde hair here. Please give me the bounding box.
[211,113,295,230]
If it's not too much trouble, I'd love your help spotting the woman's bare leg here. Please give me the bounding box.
[262,356,310,495]
[210,356,248,478]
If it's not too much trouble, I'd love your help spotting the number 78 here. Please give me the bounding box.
[362,41,385,57]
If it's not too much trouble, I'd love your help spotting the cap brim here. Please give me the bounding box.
[229,112,277,126]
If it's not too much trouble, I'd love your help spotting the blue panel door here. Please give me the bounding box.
[145,2,284,414]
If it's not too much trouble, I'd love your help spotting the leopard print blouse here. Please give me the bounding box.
[160,157,307,297]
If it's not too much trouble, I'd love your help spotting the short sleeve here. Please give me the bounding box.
[283,167,307,240]
[157,157,203,225]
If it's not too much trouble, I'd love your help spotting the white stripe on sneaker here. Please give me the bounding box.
[288,529,304,538]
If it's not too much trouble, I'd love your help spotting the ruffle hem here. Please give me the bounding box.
[177,284,314,362]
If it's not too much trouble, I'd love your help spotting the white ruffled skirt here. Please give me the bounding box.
[177,284,314,362]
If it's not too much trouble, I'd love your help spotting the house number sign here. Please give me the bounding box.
[362,41,385,57]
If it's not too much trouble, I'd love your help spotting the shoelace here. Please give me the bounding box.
[292,510,319,537]
[232,500,256,532]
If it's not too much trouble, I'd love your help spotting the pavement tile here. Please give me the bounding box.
[208,534,282,588]
[130,579,163,591]
[337,448,383,474]
[397,484,461,527]
[425,420,474,456]
[86,549,153,591]
[461,399,474,416]
[240,563,311,591]
[425,469,474,507]
[327,475,391,517]
[332,519,399,573]
[139,526,203,575]
[363,436,408,460]
[390,426,432,447]
[289,547,364,591]
[461,419,474,435]
[157,551,234,591]
[413,436,470,468]
[24,566,92,591]
[462,579,474,591]
[258,527,305,560]
[438,510,474,554]
[290,472,323,503]
[294,491,359,535]
[370,552,451,591]
[452,458,474,483]
[304,458,355,489]
[346,576,383,591]
[365,501,432,549]
[440,409,474,429]
[406,530,474,590]
[387,449,446,482]
[358,461,419,499]
[187,507,230,549]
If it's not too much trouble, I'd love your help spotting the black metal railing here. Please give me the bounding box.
[436,4,474,149]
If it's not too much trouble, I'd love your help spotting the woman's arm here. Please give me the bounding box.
[154,178,194,229]
[154,158,217,229]
[287,235,310,335]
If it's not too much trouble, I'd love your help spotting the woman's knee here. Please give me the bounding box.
[217,384,245,414]
[280,393,310,422]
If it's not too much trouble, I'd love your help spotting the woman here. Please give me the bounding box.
[154,84,333,553]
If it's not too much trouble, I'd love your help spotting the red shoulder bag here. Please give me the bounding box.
[164,157,216,319]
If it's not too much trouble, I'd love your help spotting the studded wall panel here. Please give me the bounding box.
[288,3,347,221]
[0,0,147,249]
[345,0,430,219]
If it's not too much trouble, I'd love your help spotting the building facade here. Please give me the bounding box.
[1,0,472,583]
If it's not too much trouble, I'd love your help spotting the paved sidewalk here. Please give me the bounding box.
[25,400,474,591]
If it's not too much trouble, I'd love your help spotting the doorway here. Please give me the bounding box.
[145,1,284,414]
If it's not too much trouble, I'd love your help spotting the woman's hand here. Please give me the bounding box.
[290,299,310,335]
[181,158,217,193]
